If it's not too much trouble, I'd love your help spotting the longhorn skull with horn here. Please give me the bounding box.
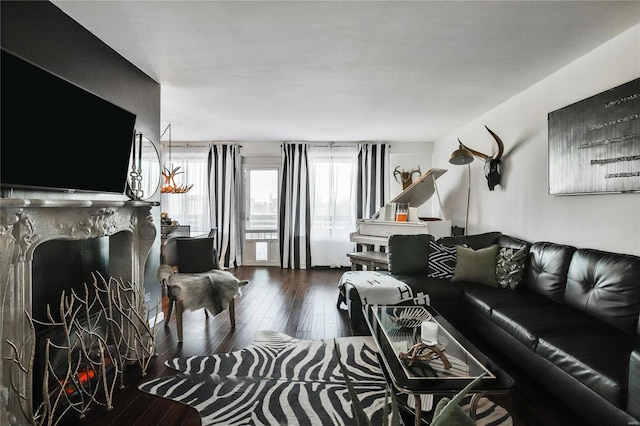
[451,126,504,190]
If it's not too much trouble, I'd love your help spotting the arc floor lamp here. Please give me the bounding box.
[449,141,474,234]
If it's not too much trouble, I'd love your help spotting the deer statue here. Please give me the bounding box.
[394,166,422,190]
[453,126,504,190]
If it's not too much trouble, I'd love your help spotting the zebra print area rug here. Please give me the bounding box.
[138,331,511,425]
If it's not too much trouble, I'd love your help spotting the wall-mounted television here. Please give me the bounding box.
[1,49,137,195]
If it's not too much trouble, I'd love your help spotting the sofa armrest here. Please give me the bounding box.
[387,234,433,274]
[629,350,640,420]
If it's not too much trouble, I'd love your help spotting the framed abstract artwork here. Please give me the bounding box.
[548,78,639,195]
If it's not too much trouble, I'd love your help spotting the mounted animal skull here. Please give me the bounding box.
[394,166,422,190]
[454,126,504,190]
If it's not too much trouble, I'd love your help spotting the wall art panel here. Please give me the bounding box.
[548,78,640,194]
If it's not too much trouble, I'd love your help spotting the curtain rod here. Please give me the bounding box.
[280,142,390,147]
[160,142,243,148]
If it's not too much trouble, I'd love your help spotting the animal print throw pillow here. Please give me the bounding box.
[496,247,526,289]
[427,240,457,279]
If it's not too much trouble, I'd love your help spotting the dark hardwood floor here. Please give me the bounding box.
[65,266,584,426]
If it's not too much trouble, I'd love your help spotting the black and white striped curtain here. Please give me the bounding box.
[208,144,241,268]
[279,143,311,269]
[357,143,389,219]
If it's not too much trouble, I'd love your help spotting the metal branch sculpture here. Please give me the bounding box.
[4,272,157,425]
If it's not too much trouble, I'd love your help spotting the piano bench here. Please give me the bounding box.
[347,251,389,271]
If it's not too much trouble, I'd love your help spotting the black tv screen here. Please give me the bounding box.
[1,49,137,194]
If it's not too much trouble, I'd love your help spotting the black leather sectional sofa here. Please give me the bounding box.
[339,232,640,426]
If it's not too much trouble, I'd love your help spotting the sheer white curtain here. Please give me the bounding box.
[308,145,358,267]
[160,145,211,236]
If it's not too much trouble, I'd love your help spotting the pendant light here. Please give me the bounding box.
[160,123,193,194]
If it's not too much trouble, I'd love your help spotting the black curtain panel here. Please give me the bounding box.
[279,143,311,269]
[208,144,241,268]
[357,143,389,220]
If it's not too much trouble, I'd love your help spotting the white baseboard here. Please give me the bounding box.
[150,311,164,328]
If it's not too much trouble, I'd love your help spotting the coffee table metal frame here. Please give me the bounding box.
[364,305,513,425]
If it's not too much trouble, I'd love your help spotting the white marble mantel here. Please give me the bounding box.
[0,198,158,425]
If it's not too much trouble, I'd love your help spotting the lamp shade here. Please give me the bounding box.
[449,146,474,165]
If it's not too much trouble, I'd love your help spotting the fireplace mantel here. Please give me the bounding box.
[0,198,158,425]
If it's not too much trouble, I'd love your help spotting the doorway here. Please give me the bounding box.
[242,158,280,266]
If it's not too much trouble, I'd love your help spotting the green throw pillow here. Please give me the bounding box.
[496,247,526,289]
[451,244,500,287]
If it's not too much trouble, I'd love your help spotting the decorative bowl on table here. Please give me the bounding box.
[388,307,432,328]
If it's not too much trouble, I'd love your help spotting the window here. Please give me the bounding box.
[242,160,280,265]
[246,169,278,231]
[160,146,211,236]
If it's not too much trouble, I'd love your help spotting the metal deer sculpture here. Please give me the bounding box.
[458,126,504,190]
[394,166,422,190]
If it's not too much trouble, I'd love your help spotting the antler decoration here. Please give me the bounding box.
[393,166,422,190]
[399,342,452,369]
[160,123,193,194]
[161,165,193,194]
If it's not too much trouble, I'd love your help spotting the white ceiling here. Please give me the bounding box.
[52,1,639,143]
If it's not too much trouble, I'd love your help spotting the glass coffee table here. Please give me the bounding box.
[364,305,513,425]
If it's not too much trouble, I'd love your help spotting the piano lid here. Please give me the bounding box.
[370,168,447,220]
[389,168,447,207]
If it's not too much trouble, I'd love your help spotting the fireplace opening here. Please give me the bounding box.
[35,312,116,412]
[31,237,110,408]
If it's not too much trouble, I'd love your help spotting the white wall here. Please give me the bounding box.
[432,24,640,256]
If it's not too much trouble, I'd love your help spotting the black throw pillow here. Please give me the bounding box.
[175,237,219,273]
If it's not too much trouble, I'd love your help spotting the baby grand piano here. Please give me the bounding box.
[348,168,451,270]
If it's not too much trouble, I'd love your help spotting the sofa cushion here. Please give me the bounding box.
[451,244,500,287]
[387,234,433,275]
[427,240,456,279]
[523,241,576,304]
[489,305,605,351]
[437,231,502,250]
[394,275,464,303]
[564,248,640,335]
[496,247,527,289]
[462,283,552,319]
[536,332,640,407]
[496,235,531,252]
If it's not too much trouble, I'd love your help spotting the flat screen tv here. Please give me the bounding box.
[1,49,137,195]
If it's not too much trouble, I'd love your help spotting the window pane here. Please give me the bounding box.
[255,242,268,261]
[160,146,211,236]
[248,169,278,230]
